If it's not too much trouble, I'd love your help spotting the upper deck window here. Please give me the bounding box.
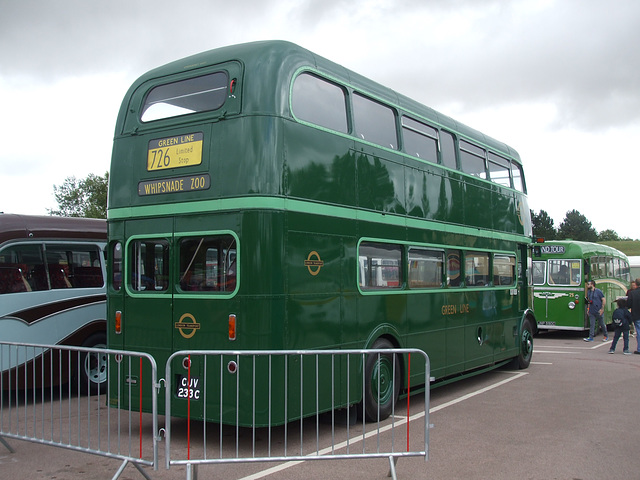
[440,131,457,170]
[402,116,438,164]
[487,153,512,188]
[141,72,229,122]
[511,162,525,193]
[352,93,398,150]
[459,140,487,179]
[292,73,348,133]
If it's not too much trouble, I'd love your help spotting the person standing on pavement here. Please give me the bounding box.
[627,278,640,354]
[609,298,632,354]
[627,281,637,337]
[584,280,607,342]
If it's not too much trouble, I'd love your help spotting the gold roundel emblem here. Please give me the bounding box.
[175,313,200,339]
[304,251,325,276]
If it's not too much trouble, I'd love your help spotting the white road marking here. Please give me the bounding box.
[238,371,528,480]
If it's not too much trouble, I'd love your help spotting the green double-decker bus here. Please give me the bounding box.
[107,41,536,426]
[533,241,630,332]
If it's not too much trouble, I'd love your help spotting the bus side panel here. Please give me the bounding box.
[406,291,446,380]
[284,120,357,208]
[355,149,406,215]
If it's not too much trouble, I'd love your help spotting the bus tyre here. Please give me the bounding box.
[363,338,401,422]
[512,318,534,369]
[79,332,108,395]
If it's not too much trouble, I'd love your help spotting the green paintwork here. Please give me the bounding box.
[107,41,535,426]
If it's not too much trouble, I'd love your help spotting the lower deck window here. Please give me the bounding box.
[409,248,444,288]
[494,255,516,286]
[359,242,402,289]
[179,235,236,293]
[465,252,490,287]
[130,240,169,292]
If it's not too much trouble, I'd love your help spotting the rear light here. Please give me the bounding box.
[228,314,236,341]
[115,310,122,334]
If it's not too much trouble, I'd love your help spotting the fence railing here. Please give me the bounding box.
[1,343,430,480]
[164,348,430,480]
[0,341,159,479]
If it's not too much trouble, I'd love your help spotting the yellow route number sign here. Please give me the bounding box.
[147,132,203,171]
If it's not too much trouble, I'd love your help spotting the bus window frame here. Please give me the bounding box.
[0,240,105,293]
[407,246,445,289]
[547,258,581,286]
[291,71,349,134]
[175,230,239,298]
[532,260,546,286]
[493,254,516,286]
[124,62,243,133]
[124,234,171,298]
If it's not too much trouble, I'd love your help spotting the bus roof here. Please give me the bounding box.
[117,40,521,163]
[538,240,628,259]
[0,213,107,245]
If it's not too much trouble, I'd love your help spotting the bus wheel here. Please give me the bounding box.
[79,332,108,395]
[363,338,401,422]
[513,318,534,369]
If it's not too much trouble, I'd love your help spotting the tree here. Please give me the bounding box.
[49,172,108,219]
[531,209,556,240]
[557,209,598,241]
[598,229,620,241]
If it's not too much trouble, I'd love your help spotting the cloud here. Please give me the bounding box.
[3,0,639,134]
[0,0,273,80]
[1,0,638,237]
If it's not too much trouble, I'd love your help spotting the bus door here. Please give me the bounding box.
[170,220,239,419]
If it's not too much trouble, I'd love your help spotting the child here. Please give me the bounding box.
[609,298,632,354]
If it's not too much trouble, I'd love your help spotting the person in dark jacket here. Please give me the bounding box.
[584,280,607,342]
[627,278,640,354]
[609,298,632,354]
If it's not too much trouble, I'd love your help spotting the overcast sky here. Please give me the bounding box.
[1,0,639,239]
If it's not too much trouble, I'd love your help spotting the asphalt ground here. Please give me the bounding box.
[1,331,639,480]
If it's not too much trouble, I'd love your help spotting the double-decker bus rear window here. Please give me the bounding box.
[130,240,169,291]
[112,242,122,291]
[179,235,236,293]
[141,72,229,122]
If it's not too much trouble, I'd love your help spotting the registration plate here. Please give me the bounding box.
[147,132,203,171]
[176,375,201,400]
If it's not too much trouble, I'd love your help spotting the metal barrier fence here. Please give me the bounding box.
[2,344,429,480]
[164,348,430,480]
[0,341,159,479]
